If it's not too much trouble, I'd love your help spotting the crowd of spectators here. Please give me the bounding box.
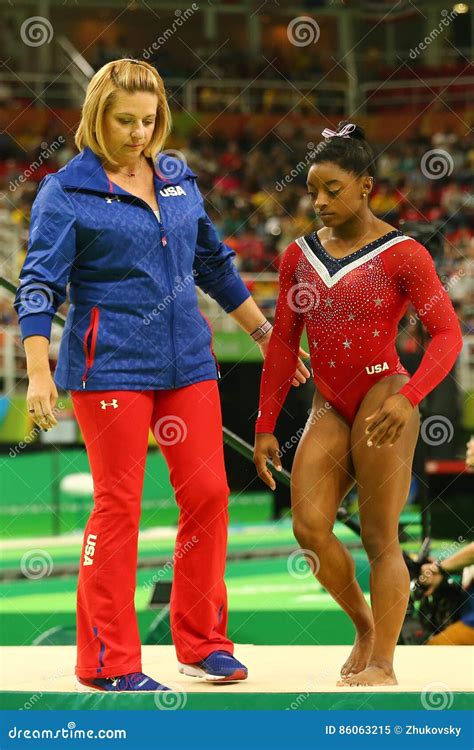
[184,124,473,336]
[0,124,472,335]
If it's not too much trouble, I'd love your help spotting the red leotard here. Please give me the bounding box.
[256,230,463,431]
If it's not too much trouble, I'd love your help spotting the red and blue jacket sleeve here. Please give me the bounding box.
[14,175,76,342]
[382,240,463,407]
[193,187,250,313]
[256,242,306,434]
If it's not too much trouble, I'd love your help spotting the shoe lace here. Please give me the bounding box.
[110,673,144,690]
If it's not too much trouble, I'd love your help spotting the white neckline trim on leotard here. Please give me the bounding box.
[295,234,410,288]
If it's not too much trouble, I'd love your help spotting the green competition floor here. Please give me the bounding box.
[0,514,427,648]
[3,511,471,711]
[2,691,471,711]
[0,516,341,574]
[0,510,421,574]
[0,449,276,537]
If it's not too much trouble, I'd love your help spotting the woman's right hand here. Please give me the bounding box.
[253,433,282,491]
[27,372,59,431]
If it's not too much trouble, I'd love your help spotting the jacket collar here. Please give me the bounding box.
[56,146,196,192]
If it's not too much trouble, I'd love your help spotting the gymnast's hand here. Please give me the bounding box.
[254,433,282,491]
[257,331,310,387]
[364,393,414,448]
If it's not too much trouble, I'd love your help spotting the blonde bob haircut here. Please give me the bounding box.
[75,58,172,167]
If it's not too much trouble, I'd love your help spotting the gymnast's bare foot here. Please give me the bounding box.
[340,627,374,678]
[337,660,397,687]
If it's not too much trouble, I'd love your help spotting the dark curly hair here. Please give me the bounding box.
[311,120,376,179]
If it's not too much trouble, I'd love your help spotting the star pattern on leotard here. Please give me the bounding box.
[256,234,462,435]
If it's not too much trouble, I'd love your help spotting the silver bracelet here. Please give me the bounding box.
[251,320,273,341]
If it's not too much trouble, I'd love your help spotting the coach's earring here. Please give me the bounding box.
[361,192,367,197]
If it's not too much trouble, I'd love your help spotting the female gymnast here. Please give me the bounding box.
[254,121,463,686]
[14,58,310,692]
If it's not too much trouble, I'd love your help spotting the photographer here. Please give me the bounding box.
[419,542,474,645]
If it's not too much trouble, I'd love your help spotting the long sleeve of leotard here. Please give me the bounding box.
[382,240,463,407]
[256,243,306,434]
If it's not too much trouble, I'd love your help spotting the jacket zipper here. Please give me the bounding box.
[68,187,176,388]
[104,190,177,386]
[81,306,100,389]
[145,200,177,387]
[163,254,177,387]
[112,191,176,386]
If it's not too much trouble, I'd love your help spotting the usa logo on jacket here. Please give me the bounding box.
[160,186,186,197]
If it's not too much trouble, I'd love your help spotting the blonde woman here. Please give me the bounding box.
[14,58,310,692]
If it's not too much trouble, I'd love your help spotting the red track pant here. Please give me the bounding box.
[71,380,233,678]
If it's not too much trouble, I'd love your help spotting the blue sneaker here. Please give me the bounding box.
[178,651,248,682]
[76,671,170,692]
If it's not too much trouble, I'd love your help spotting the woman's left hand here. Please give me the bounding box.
[257,333,310,387]
[365,393,414,448]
